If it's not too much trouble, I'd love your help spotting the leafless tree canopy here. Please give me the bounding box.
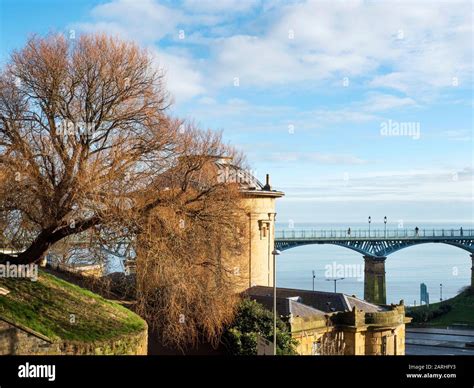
[0,33,248,348]
[0,33,172,263]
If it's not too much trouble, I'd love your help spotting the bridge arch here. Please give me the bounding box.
[385,243,473,305]
[276,240,377,257]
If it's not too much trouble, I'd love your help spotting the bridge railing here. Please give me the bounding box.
[274,228,474,240]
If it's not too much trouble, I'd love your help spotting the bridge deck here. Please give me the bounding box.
[275,228,474,241]
[274,228,474,256]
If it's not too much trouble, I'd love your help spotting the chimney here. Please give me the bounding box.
[263,174,272,191]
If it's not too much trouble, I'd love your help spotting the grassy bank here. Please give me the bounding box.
[406,287,474,328]
[0,270,146,342]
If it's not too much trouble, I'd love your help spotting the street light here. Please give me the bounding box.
[440,283,443,301]
[312,270,316,291]
[326,277,345,293]
[368,216,371,237]
[384,216,387,237]
[272,249,281,356]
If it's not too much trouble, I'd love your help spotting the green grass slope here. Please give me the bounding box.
[0,270,146,342]
[406,288,474,328]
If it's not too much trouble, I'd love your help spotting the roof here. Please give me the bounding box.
[214,159,263,191]
[249,294,326,319]
[163,156,284,198]
[214,159,284,198]
[345,295,384,313]
[245,286,385,313]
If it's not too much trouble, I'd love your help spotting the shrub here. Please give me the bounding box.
[222,299,297,355]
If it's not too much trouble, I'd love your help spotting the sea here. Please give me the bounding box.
[274,222,473,305]
[104,222,473,306]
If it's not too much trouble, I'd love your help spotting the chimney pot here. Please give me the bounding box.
[263,174,271,190]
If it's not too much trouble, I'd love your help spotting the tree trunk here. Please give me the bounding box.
[0,218,99,265]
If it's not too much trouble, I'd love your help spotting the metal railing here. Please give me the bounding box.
[275,228,474,240]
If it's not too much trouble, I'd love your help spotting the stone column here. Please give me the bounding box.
[364,256,387,305]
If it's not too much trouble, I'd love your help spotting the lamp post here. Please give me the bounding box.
[326,277,345,293]
[368,216,371,237]
[312,270,316,291]
[384,216,387,237]
[272,249,281,356]
[440,283,443,301]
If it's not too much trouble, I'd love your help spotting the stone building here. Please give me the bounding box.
[246,286,410,355]
[236,170,411,355]
[120,157,284,291]
[235,169,283,290]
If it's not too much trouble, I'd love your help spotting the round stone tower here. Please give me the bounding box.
[240,173,284,290]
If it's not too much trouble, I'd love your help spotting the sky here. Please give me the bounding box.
[0,0,472,226]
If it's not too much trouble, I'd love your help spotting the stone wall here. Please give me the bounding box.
[0,317,148,355]
[58,329,148,355]
[342,329,366,355]
[364,325,405,355]
[293,329,326,355]
[290,315,328,355]
[365,304,406,326]
[289,306,408,355]
[0,319,60,355]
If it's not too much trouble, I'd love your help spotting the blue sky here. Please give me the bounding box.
[1,0,472,225]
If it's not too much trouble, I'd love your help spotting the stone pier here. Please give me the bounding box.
[364,256,387,305]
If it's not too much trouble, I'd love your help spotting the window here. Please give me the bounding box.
[258,220,270,239]
[382,336,387,355]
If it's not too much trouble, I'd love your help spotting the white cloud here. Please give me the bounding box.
[208,0,472,97]
[150,48,206,102]
[72,0,472,103]
[191,97,294,121]
[197,96,217,105]
[280,167,474,202]
[211,35,304,87]
[183,0,260,13]
[73,1,207,102]
[268,152,367,165]
[281,93,418,133]
[307,109,378,124]
[363,93,417,112]
[441,130,473,142]
[75,0,183,42]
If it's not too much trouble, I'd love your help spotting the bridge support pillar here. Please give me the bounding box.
[364,256,387,305]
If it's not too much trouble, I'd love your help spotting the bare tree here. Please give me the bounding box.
[133,128,248,349]
[0,32,175,264]
[0,33,249,349]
